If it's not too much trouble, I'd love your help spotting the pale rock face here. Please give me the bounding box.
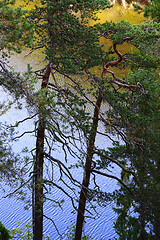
[110,0,149,8]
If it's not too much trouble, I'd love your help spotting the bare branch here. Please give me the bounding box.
[11,113,38,127]
[24,44,47,58]
[43,214,63,238]
[44,152,81,187]
[12,130,36,140]
[92,169,134,196]
[94,150,137,180]
[44,197,63,209]
[4,177,32,198]
[44,179,77,211]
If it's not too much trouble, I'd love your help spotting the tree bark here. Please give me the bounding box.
[33,64,51,240]
[74,89,103,240]
[74,42,123,240]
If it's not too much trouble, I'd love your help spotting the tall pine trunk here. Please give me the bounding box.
[33,64,51,240]
[74,89,103,240]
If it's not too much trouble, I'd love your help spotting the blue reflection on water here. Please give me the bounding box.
[0,88,119,240]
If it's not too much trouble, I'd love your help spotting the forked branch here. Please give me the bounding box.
[101,39,145,94]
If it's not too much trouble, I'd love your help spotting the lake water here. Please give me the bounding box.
[0,2,145,239]
[0,87,120,239]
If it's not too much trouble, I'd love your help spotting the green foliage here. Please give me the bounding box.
[68,16,158,239]
[10,221,50,239]
[0,0,33,52]
[28,0,111,74]
[0,221,11,240]
[95,20,160,238]
[0,126,21,181]
[144,0,160,21]
[65,224,92,240]
[133,0,160,22]
[0,0,160,239]
[10,221,33,239]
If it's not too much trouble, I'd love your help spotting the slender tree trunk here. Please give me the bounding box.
[33,64,51,240]
[74,89,103,240]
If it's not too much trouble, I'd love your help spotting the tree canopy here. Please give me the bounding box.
[0,0,160,239]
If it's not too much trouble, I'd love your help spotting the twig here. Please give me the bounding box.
[43,214,63,238]
[92,169,134,196]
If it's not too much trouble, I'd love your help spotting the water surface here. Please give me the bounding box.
[0,2,145,239]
